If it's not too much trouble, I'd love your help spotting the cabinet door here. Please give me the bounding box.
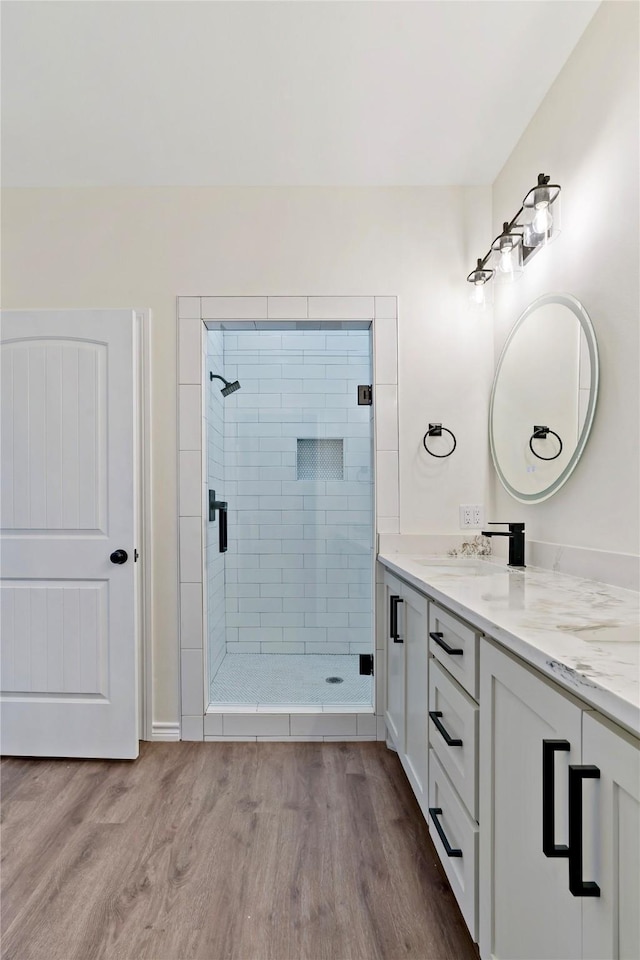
[479,639,583,960]
[582,713,640,960]
[402,582,429,813]
[384,573,405,752]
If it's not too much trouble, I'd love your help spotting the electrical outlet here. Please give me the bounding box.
[459,504,484,528]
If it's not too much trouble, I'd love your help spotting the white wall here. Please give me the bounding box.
[490,1,639,557]
[1,186,493,723]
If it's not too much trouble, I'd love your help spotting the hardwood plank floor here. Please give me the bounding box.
[1,743,478,960]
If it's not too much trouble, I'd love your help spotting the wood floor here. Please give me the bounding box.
[1,742,477,960]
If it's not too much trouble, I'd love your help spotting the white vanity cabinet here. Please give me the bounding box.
[382,569,430,818]
[581,712,640,960]
[479,637,640,960]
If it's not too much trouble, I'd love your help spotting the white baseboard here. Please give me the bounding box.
[151,722,181,742]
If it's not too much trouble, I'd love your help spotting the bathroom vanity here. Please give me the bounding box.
[377,551,640,960]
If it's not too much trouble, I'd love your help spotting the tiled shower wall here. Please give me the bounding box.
[211,329,373,658]
[206,331,226,680]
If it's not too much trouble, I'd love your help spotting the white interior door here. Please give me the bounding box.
[1,309,139,759]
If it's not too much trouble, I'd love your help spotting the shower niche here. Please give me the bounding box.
[204,321,375,710]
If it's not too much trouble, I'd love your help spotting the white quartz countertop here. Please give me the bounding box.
[378,552,640,738]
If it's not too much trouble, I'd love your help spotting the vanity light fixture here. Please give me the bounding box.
[467,173,561,303]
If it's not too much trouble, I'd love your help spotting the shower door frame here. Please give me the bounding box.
[177,295,399,741]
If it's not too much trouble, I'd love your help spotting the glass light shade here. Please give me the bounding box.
[466,261,493,310]
[490,231,523,283]
[522,181,561,249]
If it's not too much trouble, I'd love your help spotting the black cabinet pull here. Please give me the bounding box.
[390,595,403,643]
[428,807,462,857]
[429,631,463,656]
[568,764,601,897]
[542,739,570,858]
[218,504,228,553]
[429,711,463,747]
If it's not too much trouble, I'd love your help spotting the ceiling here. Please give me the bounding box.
[1,0,600,188]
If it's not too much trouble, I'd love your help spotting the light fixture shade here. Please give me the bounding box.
[522,175,561,248]
[466,259,493,310]
[490,228,524,283]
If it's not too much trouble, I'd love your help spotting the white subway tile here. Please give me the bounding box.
[259,641,305,654]
[181,715,204,741]
[181,649,204,715]
[308,297,374,320]
[179,517,202,583]
[179,317,204,383]
[356,713,376,737]
[290,714,357,736]
[239,627,284,643]
[374,384,398,452]
[202,296,267,319]
[225,641,262,654]
[374,316,398,385]
[179,385,202,451]
[203,714,223,736]
[376,451,399,518]
[305,641,350,655]
[268,296,308,319]
[180,582,203,649]
[223,714,290,736]
[179,451,201,516]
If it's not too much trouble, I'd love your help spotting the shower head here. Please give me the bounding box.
[210,372,241,397]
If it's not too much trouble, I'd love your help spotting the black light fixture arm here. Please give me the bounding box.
[467,174,559,284]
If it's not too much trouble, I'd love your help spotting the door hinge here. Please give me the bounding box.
[359,653,374,676]
[358,384,372,406]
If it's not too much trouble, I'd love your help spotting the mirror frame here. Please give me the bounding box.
[489,293,599,503]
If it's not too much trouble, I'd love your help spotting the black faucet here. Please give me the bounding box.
[481,522,526,567]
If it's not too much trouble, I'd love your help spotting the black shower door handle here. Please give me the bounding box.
[218,504,228,553]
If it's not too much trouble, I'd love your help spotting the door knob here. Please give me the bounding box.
[110,549,128,565]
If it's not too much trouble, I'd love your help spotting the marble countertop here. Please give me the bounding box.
[378,552,640,738]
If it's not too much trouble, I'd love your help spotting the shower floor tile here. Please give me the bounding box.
[209,654,372,707]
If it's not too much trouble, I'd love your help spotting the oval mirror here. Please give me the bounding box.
[489,293,599,503]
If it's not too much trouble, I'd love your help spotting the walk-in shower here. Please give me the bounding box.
[204,321,374,710]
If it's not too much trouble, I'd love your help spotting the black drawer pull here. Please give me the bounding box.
[390,595,404,643]
[542,739,570,858]
[429,711,463,747]
[568,764,601,897]
[430,631,463,656]
[428,807,462,857]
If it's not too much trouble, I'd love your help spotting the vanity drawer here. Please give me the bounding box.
[429,658,478,820]
[428,749,478,942]
[429,602,479,699]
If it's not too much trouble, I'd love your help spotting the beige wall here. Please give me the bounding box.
[490,0,640,555]
[1,186,493,723]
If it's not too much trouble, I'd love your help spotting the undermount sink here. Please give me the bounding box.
[412,557,498,576]
[568,624,640,644]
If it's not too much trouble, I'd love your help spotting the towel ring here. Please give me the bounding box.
[423,423,457,459]
[529,425,563,461]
